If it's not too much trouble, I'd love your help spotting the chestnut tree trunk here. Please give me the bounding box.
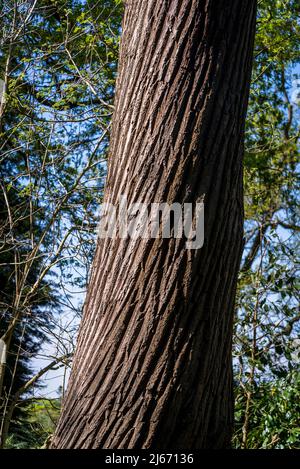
[52,0,257,449]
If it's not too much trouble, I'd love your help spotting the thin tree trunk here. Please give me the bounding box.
[52,0,257,449]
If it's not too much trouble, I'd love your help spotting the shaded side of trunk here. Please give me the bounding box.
[52,0,257,449]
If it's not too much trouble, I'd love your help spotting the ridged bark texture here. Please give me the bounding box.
[52,0,257,449]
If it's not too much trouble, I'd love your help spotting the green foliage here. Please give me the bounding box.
[5,399,61,449]
[234,371,300,449]
[234,0,300,449]
[0,0,122,448]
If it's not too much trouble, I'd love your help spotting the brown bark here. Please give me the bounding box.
[52,0,257,449]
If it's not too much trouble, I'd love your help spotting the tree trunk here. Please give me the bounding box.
[52,0,257,449]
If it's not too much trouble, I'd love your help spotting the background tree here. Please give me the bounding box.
[233,0,300,449]
[0,0,122,448]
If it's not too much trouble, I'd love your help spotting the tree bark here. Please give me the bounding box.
[52,0,257,449]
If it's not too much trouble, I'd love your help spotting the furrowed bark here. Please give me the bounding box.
[52,0,257,449]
